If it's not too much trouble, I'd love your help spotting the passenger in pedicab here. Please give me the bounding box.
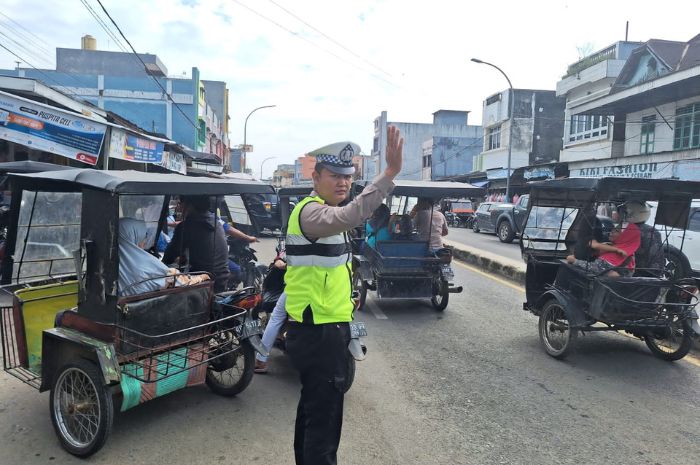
[162,195,230,292]
[365,203,391,249]
[411,197,448,253]
[118,218,209,297]
[566,201,648,277]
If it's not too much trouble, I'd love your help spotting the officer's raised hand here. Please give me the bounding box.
[384,125,403,178]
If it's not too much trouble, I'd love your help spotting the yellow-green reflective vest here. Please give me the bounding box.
[285,195,354,324]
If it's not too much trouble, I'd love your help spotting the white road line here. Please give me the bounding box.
[366,298,388,320]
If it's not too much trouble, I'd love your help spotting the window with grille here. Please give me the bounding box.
[487,125,501,150]
[673,103,700,150]
[568,114,609,142]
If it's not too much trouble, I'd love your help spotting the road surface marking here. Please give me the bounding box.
[453,261,525,293]
[452,261,700,368]
[366,298,388,320]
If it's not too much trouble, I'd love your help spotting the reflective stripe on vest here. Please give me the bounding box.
[284,195,354,324]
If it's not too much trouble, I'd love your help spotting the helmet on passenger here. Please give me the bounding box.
[623,201,651,224]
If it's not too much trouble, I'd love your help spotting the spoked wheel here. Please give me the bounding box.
[538,300,577,359]
[431,280,449,311]
[352,268,367,311]
[50,359,114,457]
[644,317,693,361]
[206,334,255,396]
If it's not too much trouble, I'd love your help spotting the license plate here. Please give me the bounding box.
[349,321,367,338]
[236,319,262,338]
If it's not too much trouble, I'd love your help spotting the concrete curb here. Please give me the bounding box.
[444,239,526,285]
[444,240,699,355]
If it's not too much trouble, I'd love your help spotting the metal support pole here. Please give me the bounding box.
[242,105,276,172]
[471,58,514,201]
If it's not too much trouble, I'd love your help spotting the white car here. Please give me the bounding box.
[647,200,700,277]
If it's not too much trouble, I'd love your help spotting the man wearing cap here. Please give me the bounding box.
[285,126,403,465]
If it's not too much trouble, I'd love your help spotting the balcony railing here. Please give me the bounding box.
[563,44,617,78]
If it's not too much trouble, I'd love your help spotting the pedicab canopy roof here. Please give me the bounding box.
[0,161,76,174]
[528,177,700,206]
[355,179,484,199]
[9,169,275,195]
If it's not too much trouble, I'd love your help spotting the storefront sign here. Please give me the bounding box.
[574,162,673,179]
[486,168,512,180]
[109,128,164,163]
[524,166,555,180]
[157,151,186,174]
[0,90,106,165]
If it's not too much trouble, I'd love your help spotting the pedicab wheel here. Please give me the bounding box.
[343,356,356,394]
[538,300,577,359]
[50,358,114,457]
[206,336,255,396]
[431,284,449,311]
[352,269,367,311]
[644,318,693,361]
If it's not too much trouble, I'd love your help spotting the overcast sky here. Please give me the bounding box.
[1,0,699,178]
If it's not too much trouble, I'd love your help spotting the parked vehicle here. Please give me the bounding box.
[472,195,530,243]
[521,177,700,361]
[0,169,275,457]
[352,180,484,311]
[646,200,700,278]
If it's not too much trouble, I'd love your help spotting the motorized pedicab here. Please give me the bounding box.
[521,177,700,361]
[352,180,484,311]
[0,169,274,456]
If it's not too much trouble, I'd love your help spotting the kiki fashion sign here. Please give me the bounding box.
[575,162,673,179]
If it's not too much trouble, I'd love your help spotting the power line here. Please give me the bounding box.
[265,0,393,78]
[230,0,400,89]
[94,0,199,131]
[79,0,129,53]
[0,11,52,53]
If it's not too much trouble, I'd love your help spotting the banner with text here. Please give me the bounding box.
[109,128,164,163]
[0,90,106,165]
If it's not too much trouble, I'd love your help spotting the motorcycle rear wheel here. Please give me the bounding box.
[644,318,693,361]
[206,337,255,396]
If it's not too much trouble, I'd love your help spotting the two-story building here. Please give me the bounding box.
[474,89,565,194]
[559,34,700,180]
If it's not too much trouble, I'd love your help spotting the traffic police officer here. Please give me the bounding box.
[285,126,403,465]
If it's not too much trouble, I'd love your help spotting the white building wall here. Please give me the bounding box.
[625,96,700,156]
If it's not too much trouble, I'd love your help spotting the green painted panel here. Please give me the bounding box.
[16,281,78,374]
[120,363,143,411]
[155,347,189,397]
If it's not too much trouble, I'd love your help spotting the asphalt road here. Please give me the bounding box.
[1,239,699,464]
[448,225,523,263]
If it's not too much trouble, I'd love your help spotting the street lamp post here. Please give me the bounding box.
[242,105,276,172]
[260,156,277,182]
[471,58,514,201]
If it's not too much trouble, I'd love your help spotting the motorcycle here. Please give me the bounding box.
[253,254,367,392]
[227,238,267,291]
